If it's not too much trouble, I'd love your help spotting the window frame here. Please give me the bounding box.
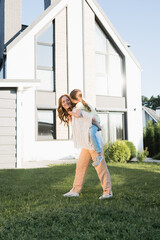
[97,111,126,143]
[37,108,56,141]
[36,21,55,92]
[95,21,125,97]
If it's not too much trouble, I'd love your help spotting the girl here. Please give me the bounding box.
[69,89,103,167]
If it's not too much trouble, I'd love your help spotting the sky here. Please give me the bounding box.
[22,0,160,98]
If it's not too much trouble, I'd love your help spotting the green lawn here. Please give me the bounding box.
[0,162,160,240]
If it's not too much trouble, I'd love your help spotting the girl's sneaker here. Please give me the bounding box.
[92,155,103,167]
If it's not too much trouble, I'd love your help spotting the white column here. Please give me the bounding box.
[67,0,84,94]
[16,87,23,168]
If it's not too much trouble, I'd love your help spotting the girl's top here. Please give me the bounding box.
[71,108,104,150]
[76,102,100,122]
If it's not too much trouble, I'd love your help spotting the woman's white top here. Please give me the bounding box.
[71,109,104,150]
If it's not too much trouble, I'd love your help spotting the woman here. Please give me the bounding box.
[58,94,113,199]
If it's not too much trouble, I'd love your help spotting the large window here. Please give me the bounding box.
[0,64,3,78]
[36,22,55,91]
[0,57,6,79]
[98,112,125,143]
[95,23,123,96]
[36,21,56,141]
[37,109,56,139]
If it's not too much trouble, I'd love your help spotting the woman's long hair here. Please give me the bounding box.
[57,94,74,126]
[70,89,91,112]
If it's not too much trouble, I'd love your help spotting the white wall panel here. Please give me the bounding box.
[67,0,84,93]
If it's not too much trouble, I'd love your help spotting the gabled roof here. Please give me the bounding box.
[7,0,141,70]
[7,0,64,51]
[143,106,160,122]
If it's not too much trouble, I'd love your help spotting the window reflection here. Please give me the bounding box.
[38,110,56,138]
[98,114,109,143]
[95,24,107,52]
[0,64,3,78]
[96,75,108,95]
[37,24,54,44]
[95,23,123,97]
[98,112,125,143]
[37,69,54,91]
[37,45,53,67]
[36,22,54,91]
[109,113,124,142]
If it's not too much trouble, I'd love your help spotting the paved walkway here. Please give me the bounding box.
[20,157,160,169]
[143,158,160,163]
[21,159,77,169]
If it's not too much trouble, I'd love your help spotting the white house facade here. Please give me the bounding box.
[0,0,143,168]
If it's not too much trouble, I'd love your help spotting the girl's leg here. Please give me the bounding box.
[89,149,112,195]
[90,125,101,154]
[71,148,92,193]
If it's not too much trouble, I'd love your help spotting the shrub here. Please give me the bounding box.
[124,140,136,160]
[153,122,160,155]
[103,140,131,163]
[143,127,146,151]
[103,141,112,161]
[137,147,149,162]
[145,121,154,157]
[152,152,160,160]
[144,121,160,157]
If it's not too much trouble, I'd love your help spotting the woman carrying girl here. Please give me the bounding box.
[69,89,103,166]
[57,94,113,199]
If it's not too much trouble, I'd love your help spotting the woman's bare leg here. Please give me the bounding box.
[89,149,112,195]
[71,148,91,193]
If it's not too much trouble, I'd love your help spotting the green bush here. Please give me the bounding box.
[152,152,160,160]
[145,121,154,157]
[104,140,131,163]
[103,141,112,161]
[143,127,146,151]
[144,121,160,157]
[154,122,160,155]
[137,147,149,162]
[124,140,137,160]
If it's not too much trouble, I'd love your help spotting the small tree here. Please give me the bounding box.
[145,121,154,157]
[143,127,146,151]
[154,122,160,155]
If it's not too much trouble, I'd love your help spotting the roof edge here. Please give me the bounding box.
[7,0,64,51]
[143,106,159,122]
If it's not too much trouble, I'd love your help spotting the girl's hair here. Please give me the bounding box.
[57,94,74,126]
[70,89,91,112]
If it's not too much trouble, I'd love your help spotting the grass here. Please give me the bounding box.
[0,162,160,240]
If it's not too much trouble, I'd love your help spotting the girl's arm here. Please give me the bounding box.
[92,117,101,131]
[69,110,101,130]
[68,109,82,118]
[68,115,72,122]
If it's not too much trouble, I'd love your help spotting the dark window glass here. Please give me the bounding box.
[38,110,56,139]
[0,64,3,78]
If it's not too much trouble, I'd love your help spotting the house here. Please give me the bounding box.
[142,106,160,128]
[0,0,143,168]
